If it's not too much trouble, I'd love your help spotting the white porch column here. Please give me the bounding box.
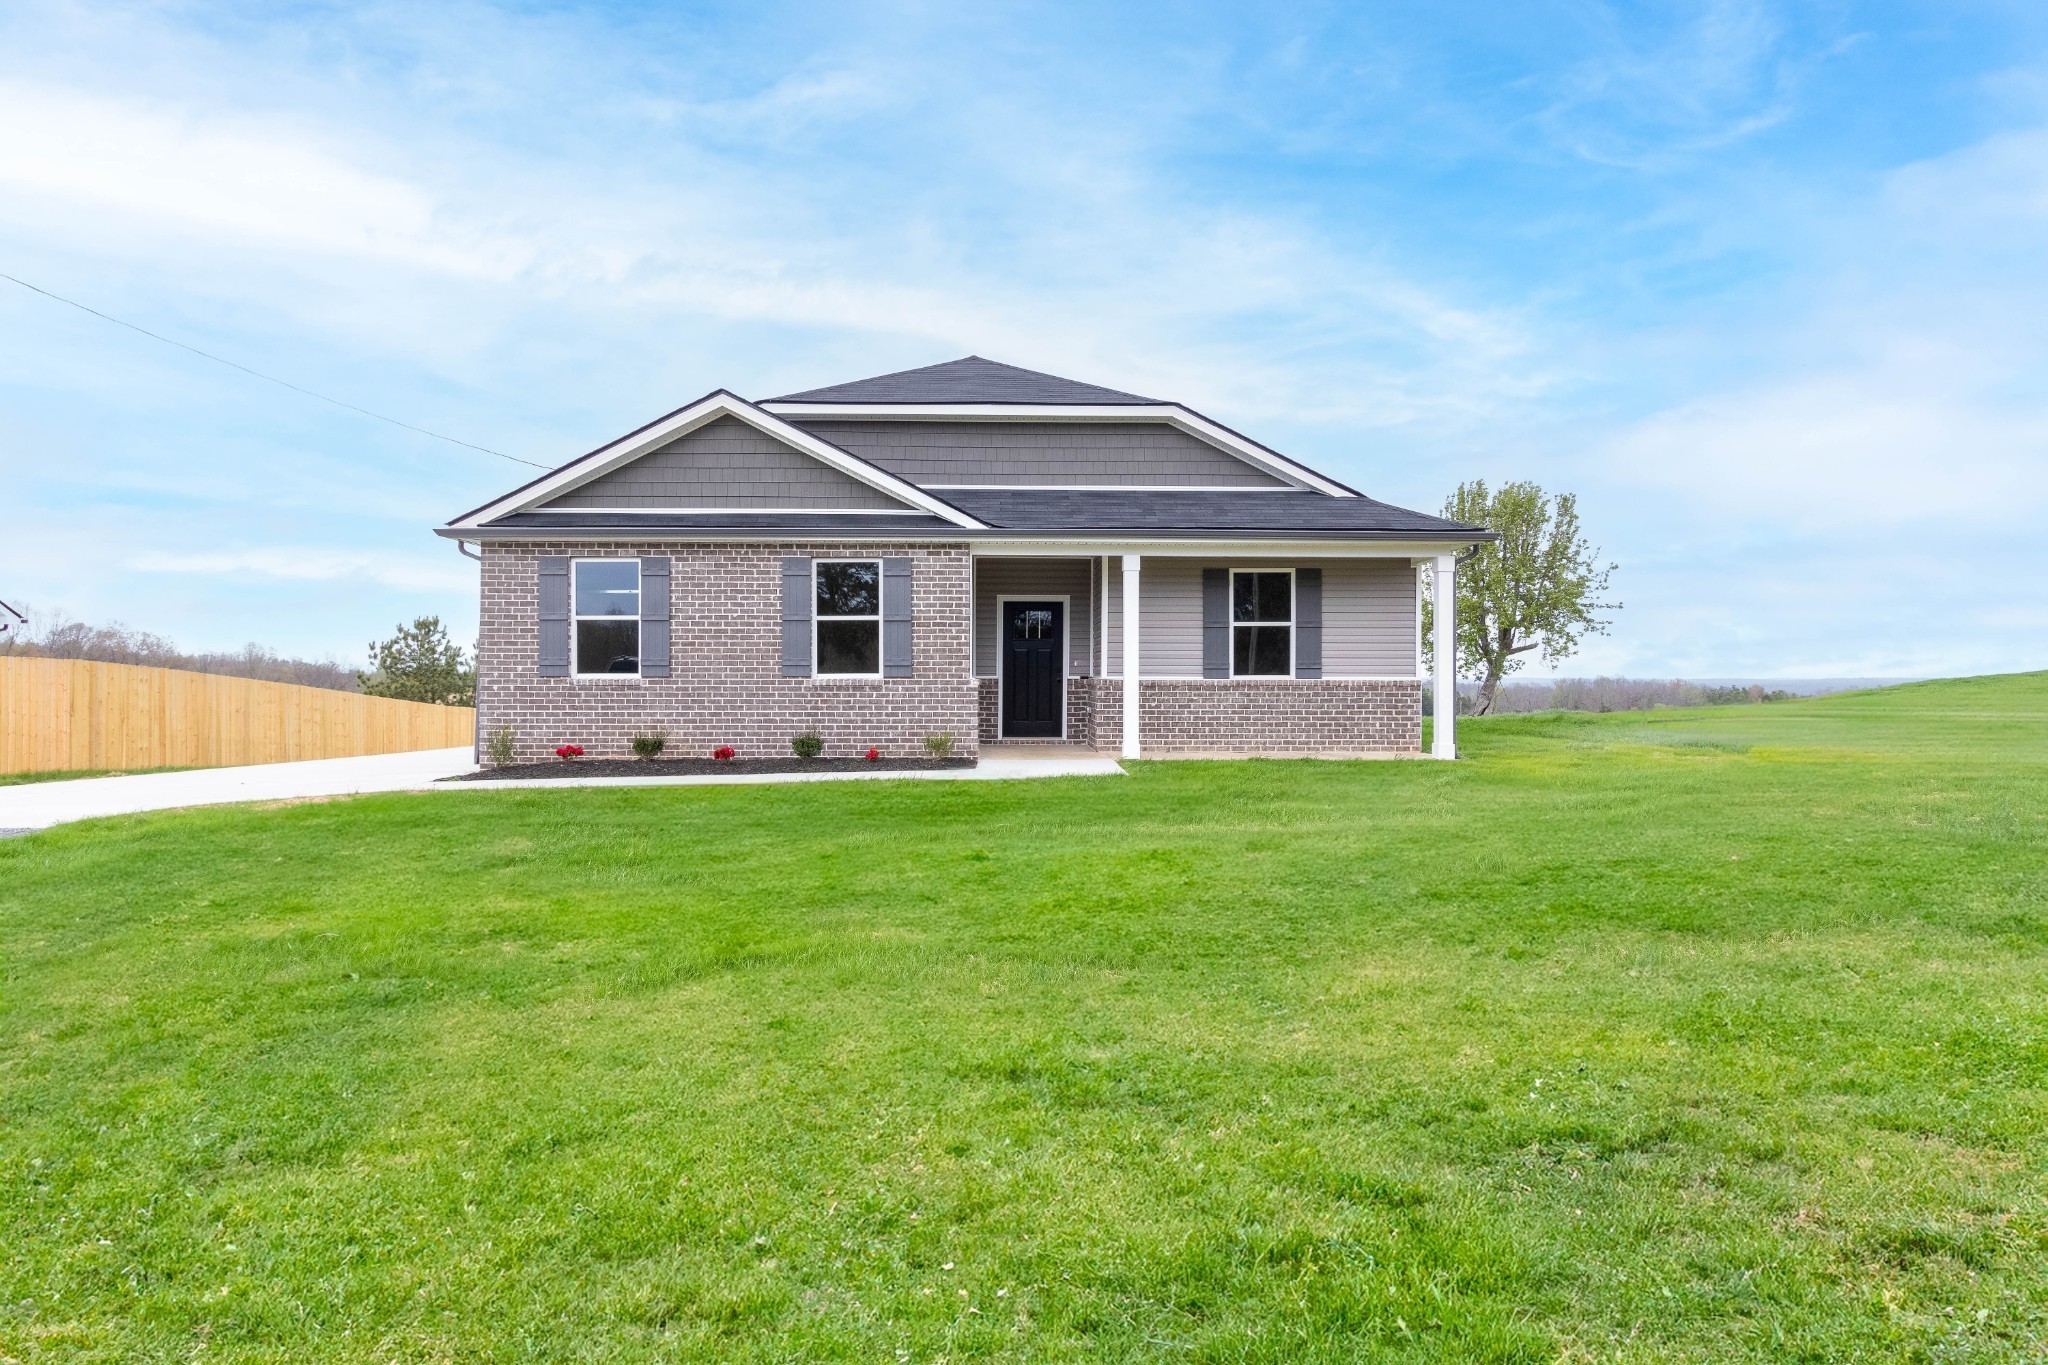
[1121,553,1142,759]
[1432,552,1457,760]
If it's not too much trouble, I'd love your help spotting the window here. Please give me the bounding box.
[815,559,880,675]
[573,559,640,675]
[1232,569,1292,676]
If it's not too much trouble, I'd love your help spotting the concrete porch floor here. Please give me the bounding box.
[978,740,1113,760]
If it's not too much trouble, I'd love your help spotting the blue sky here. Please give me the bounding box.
[2,0,2044,678]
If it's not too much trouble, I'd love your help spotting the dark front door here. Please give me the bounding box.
[1002,600,1065,738]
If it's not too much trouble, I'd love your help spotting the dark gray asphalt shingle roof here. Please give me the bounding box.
[769,356,1161,406]
[941,488,1485,537]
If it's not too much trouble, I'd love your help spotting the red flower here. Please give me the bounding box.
[711,745,736,762]
[864,747,880,762]
[554,744,583,761]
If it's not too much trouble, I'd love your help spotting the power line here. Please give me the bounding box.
[1,270,549,469]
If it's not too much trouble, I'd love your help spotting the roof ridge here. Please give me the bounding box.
[767,355,1162,405]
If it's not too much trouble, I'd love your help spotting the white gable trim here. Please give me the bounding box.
[758,401,1357,498]
[448,392,984,530]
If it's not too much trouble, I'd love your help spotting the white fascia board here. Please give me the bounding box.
[759,401,1355,498]
[450,393,983,530]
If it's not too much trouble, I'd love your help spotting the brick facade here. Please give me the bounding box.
[477,541,976,764]
[478,541,1419,763]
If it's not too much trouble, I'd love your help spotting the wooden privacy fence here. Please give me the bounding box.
[0,655,475,774]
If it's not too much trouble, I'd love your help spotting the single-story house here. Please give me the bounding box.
[438,357,1491,762]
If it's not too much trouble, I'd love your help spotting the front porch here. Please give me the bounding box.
[969,551,1457,758]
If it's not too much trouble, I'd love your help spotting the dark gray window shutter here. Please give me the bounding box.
[638,556,671,677]
[538,556,570,676]
[882,557,913,677]
[1294,568,1323,679]
[1201,568,1230,678]
[781,557,813,676]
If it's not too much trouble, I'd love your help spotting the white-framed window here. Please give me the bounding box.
[1231,569,1293,677]
[815,559,881,676]
[572,558,640,676]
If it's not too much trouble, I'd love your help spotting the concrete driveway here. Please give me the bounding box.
[0,747,1124,834]
[0,747,477,834]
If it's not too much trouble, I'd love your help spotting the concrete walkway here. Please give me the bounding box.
[0,749,1124,833]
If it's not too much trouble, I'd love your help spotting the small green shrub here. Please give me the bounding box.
[923,731,956,758]
[484,724,517,767]
[791,730,824,760]
[630,729,669,760]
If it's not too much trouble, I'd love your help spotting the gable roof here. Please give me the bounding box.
[770,356,1161,405]
[444,391,984,531]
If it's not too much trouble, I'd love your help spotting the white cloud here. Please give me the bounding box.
[1603,368,2048,531]
[0,82,534,279]
[130,549,473,594]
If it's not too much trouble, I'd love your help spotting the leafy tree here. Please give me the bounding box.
[359,616,475,706]
[1423,480,1618,715]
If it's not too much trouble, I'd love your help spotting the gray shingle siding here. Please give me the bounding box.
[790,420,1290,488]
[540,415,909,510]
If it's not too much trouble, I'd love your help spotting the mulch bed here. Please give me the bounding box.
[446,756,977,781]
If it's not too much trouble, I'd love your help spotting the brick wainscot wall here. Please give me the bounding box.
[981,677,1420,755]
[478,541,977,764]
[1128,679,1420,756]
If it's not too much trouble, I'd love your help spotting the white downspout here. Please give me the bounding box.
[1432,552,1457,760]
[1121,553,1142,759]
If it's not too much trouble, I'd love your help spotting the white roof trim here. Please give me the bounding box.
[448,392,983,530]
[759,401,1356,498]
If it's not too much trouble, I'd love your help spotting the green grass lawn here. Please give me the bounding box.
[0,766,198,787]
[3,675,2045,1362]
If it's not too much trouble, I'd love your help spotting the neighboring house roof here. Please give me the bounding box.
[770,356,1161,405]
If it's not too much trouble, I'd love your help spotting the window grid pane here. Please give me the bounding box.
[816,561,880,617]
[576,619,640,675]
[574,560,640,617]
[1233,624,1291,676]
[1232,571,1291,623]
[817,619,881,674]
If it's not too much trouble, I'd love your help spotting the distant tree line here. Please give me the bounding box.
[0,606,478,706]
[0,606,362,692]
[1423,677,1799,716]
